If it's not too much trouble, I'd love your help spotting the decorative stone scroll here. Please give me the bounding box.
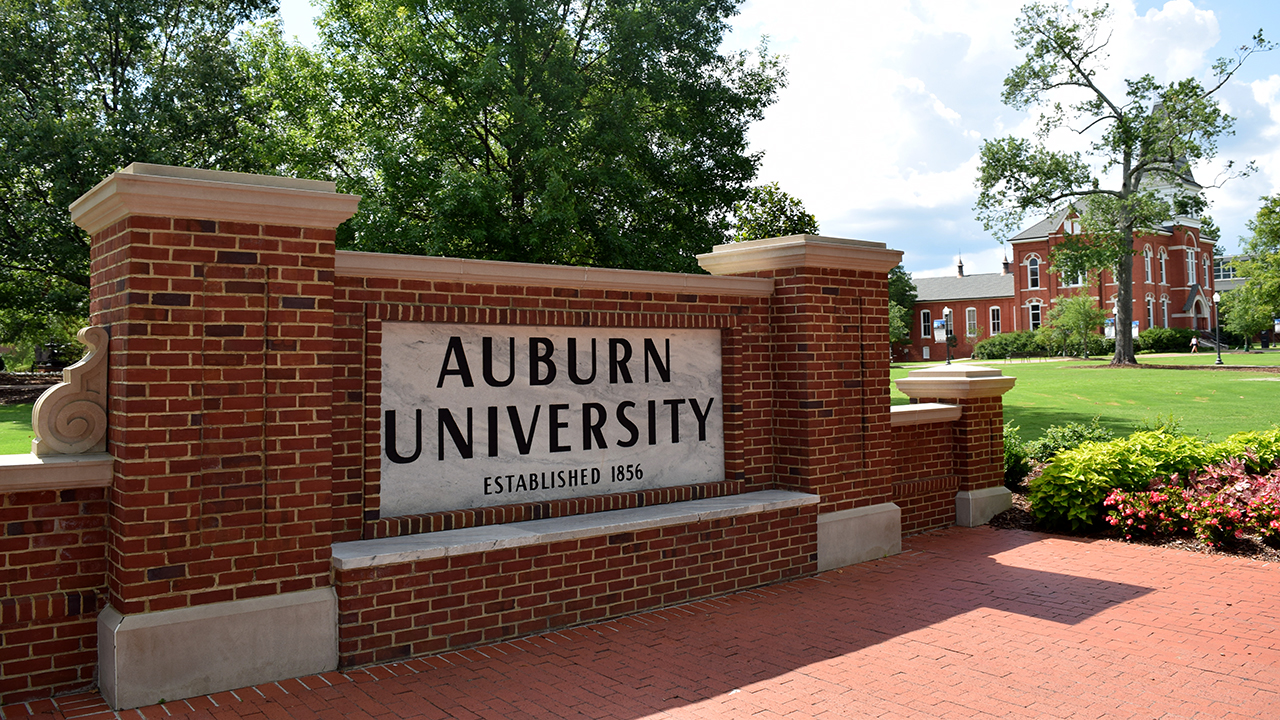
[32,326,109,456]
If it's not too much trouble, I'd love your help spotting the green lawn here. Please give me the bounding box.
[0,403,34,454]
[891,354,1280,441]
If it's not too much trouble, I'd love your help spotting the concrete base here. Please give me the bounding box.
[98,587,338,710]
[816,503,901,571]
[956,487,1013,527]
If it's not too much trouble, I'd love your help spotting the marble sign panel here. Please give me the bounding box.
[380,322,724,517]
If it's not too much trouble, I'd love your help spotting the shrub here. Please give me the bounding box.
[1028,430,1213,531]
[1207,428,1280,472]
[1137,326,1197,353]
[973,330,1043,360]
[1004,423,1031,489]
[1024,418,1115,463]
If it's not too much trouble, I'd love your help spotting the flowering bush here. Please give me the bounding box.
[1103,457,1280,548]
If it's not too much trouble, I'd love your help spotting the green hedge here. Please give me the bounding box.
[973,331,1044,360]
[1137,327,1197,353]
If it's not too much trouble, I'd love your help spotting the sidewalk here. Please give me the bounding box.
[5,526,1279,720]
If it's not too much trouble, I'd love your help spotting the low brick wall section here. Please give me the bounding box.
[891,419,961,535]
[333,503,817,668]
[0,488,108,703]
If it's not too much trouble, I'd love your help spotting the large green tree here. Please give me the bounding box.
[1039,292,1106,357]
[975,1,1272,366]
[244,0,784,273]
[0,0,276,347]
[1227,193,1280,345]
[887,264,916,346]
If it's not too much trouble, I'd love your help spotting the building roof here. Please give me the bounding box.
[914,272,1014,302]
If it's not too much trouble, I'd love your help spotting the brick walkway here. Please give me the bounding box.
[5,527,1279,720]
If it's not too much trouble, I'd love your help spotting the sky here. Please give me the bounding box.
[274,0,1280,278]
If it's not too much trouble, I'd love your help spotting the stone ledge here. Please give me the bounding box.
[0,453,113,492]
[895,364,1017,400]
[889,402,961,427]
[331,490,820,570]
[336,250,776,298]
[697,235,904,275]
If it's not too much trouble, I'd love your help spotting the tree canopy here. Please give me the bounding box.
[0,0,276,348]
[887,264,916,346]
[245,0,784,274]
[730,182,819,242]
[1039,293,1106,357]
[1227,193,1280,343]
[974,1,1272,365]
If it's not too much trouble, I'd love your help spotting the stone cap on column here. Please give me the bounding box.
[895,365,1017,400]
[70,163,361,235]
[697,234,904,276]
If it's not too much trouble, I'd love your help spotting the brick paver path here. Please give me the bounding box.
[5,527,1279,719]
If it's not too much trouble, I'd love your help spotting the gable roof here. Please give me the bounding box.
[914,272,1014,302]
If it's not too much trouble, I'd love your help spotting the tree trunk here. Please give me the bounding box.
[1111,222,1139,365]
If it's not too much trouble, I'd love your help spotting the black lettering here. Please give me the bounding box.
[487,406,499,457]
[643,339,671,383]
[508,406,541,455]
[530,338,556,386]
[591,467,600,484]
[384,409,422,464]
[515,474,527,492]
[549,403,570,452]
[484,476,493,495]
[582,403,608,450]
[616,402,639,448]
[663,398,686,443]
[482,337,515,387]
[557,470,566,488]
[647,400,657,445]
[436,337,474,388]
[437,408,473,460]
[568,338,597,385]
[689,398,715,441]
[609,339,633,384]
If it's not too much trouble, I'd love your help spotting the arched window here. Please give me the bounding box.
[1161,296,1170,328]
[1143,246,1152,283]
[1145,295,1154,330]
[1027,257,1040,289]
[1186,248,1196,285]
[1158,250,1167,284]
[1204,255,1211,288]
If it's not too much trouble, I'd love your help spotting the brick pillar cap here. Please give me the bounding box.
[895,364,1017,399]
[697,234,904,276]
[70,162,361,235]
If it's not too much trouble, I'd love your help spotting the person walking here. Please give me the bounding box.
[1191,336,1199,353]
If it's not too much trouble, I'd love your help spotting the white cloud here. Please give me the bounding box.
[913,246,1010,278]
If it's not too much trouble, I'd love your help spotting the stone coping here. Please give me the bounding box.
[697,234,904,276]
[70,162,361,235]
[889,403,962,427]
[894,364,1017,400]
[335,250,775,298]
[331,490,820,570]
[0,453,113,492]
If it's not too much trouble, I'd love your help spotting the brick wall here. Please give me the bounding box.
[88,216,335,616]
[890,421,959,534]
[334,504,816,667]
[0,488,107,703]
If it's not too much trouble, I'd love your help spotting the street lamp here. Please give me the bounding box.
[1212,291,1224,366]
[942,306,953,365]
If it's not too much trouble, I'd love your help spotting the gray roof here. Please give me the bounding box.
[914,272,1014,302]
[1009,205,1074,242]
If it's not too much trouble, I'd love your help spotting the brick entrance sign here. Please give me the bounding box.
[0,165,1014,708]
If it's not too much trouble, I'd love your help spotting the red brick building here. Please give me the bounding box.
[903,201,1216,362]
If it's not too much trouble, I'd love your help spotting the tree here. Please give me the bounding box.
[0,0,275,348]
[244,0,784,273]
[1040,293,1106,357]
[730,182,819,242]
[975,1,1272,366]
[887,264,917,346]
[1235,194,1280,304]
[1219,284,1273,350]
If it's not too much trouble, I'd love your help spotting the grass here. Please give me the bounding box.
[0,403,34,455]
[891,353,1280,441]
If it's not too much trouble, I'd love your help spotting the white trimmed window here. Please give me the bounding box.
[990,306,1001,335]
[1162,297,1170,328]
[1159,250,1167,284]
[1146,297,1154,330]
[1029,302,1042,330]
[966,307,978,337]
[1187,248,1196,285]
[920,309,931,339]
[1027,257,1040,289]
[1143,247,1152,283]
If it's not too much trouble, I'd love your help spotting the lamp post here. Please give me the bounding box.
[942,306,952,365]
[1212,291,1224,365]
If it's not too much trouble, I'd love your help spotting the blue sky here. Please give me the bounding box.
[274,0,1280,278]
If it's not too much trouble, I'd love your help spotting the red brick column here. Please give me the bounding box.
[894,365,1017,526]
[70,164,359,709]
[699,236,903,568]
